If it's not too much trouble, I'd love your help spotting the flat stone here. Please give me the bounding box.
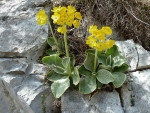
[121,69,150,113]
[0,0,48,61]
[61,89,123,113]
[0,58,28,74]
[0,58,55,113]
[116,40,138,71]
[0,78,35,113]
[136,44,150,69]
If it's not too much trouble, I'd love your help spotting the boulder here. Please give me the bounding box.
[136,44,150,69]
[121,69,150,113]
[0,0,49,61]
[0,58,55,113]
[61,89,124,113]
[116,40,138,71]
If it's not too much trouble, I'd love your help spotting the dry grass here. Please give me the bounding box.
[50,0,150,63]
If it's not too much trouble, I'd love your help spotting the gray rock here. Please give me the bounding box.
[0,0,48,61]
[116,40,138,71]
[121,69,150,113]
[0,58,28,74]
[0,78,35,113]
[0,58,55,113]
[61,89,124,113]
[136,44,150,69]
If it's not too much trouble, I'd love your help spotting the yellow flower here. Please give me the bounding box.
[57,25,67,34]
[96,42,107,51]
[67,12,75,20]
[60,6,67,13]
[66,18,74,26]
[86,36,97,48]
[57,18,66,25]
[36,10,48,25]
[73,20,80,28]
[67,6,76,14]
[89,25,98,34]
[105,40,115,49]
[51,13,60,23]
[101,26,112,35]
[95,30,106,40]
[75,12,82,20]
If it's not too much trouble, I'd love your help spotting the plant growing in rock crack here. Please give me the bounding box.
[78,25,128,94]
[37,6,82,98]
[36,6,128,98]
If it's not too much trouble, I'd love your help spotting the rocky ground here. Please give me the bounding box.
[0,0,150,113]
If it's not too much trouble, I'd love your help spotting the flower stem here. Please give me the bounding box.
[47,21,60,52]
[63,29,69,57]
[93,49,98,72]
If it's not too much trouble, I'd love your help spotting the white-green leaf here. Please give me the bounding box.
[47,37,55,47]
[113,55,127,68]
[78,65,92,77]
[97,51,106,65]
[62,57,70,69]
[106,55,112,66]
[84,52,96,72]
[79,76,96,94]
[97,80,103,89]
[42,54,63,67]
[96,69,114,84]
[52,65,65,74]
[47,71,65,82]
[112,72,126,88]
[72,67,80,85]
[51,77,70,98]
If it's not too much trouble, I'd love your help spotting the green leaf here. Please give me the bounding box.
[47,71,65,82]
[113,63,129,72]
[113,55,127,68]
[79,76,96,94]
[70,56,75,71]
[84,52,96,72]
[47,37,55,47]
[46,49,57,55]
[62,57,70,68]
[72,67,80,85]
[112,72,126,88]
[97,51,106,65]
[106,45,120,58]
[106,55,112,66]
[51,66,65,74]
[98,64,112,71]
[70,77,79,90]
[96,80,103,89]
[78,65,92,77]
[86,49,95,54]
[42,54,63,67]
[51,77,70,98]
[96,69,114,84]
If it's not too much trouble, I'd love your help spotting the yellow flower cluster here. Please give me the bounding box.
[36,10,48,25]
[86,25,115,51]
[51,6,82,34]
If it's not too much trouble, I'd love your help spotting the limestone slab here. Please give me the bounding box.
[136,44,150,69]
[121,69,150,113]
[0,58,55,113]
[61,89,123,113]
[0,0,48,61]
[116,40,138,71]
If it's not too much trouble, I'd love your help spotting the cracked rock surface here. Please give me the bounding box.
[1,0,150,113]
[0,0,56,113]
[0,0,48,61]
[61,40,150,113]
[61,89,124,113]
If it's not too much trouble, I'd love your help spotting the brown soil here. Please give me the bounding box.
[50,0,150,65]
